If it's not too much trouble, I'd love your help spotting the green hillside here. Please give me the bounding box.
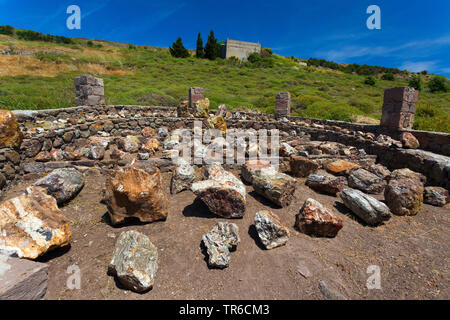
[0,26,449,132]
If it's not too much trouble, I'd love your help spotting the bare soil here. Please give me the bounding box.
[2,168,449,300]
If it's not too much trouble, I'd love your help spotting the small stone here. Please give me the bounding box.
[0,110,23,149]
[254,210,290,249]
[306,173,347,195]
[423,186,449,207]
[318,280,347,300]
[170,161,195,194]
[118,136,140,153]
[348,168,385,194]
[34,151,52,162]
[33,168,84,205]
[280,142,297,157]
[138,153,150,160]
[108,230,158,293]
[400,132,420,149]
[340,188,391,225]
[141,127,156,137]
[88,145,105,160]
[295,198,343,237]
[367,164,391,180]
[290,156,319,178]
[202,222,240,269]
[325,160,360,175]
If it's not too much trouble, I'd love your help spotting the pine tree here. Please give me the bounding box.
[196,32,204,58]
[204,30,220,60]
[169,37,190,58]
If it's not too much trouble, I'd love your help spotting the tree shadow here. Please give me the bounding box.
[248,225,266,251]
[182,198,217,219]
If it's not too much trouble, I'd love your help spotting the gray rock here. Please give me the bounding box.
[306,172,347,195]
[254,210,290,249]
[88,145,105,160]
[340,188,391,225]
[108,230,158,293]
[202,222,240,269]
[348,168,385,194]
[170,161,196,194]
[158,127,169,139]
[0,255,48,300]
[318,280,347,300]
[423,186,449,207]
[33,168,84,205]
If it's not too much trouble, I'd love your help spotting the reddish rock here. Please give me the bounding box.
[103,166,169,225]
[141,127,156,137]
[325,160,360,175]
[295,198,343,237]
[252,171,297,208]
[0,110,23,149]
[384,170,424,216]
[400,132,420,149]
[306,173,347,195]
[290,156,319,178]
[423,186,449,207]
[241,160,276,184]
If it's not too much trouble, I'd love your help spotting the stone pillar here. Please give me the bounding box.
[189,87,204,114]
[275,92,291,118]
[381,87,418,130]
[74,75,105,106]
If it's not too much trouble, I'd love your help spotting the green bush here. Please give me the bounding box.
[16,30,73,44]
[364,76,376,86]
[0,25,14,36]
[169,37,190,58]
[409,75,422,90]
[381,73,395,81]
[248,52,262,63]
[428,76,448,93]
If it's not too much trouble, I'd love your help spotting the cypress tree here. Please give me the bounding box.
[169,37,190,58]
[196,32,204,58]
[204,30,219,60]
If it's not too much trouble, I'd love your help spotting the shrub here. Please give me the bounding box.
[169,37,190,58]
[364,76,376,86]
[87,40,94,47]
[408,75,422,90]
[381,73,395,81]
[260,48,273,58]
[248,52,262,63]
[428,76,448,93]
[0,25,14,36]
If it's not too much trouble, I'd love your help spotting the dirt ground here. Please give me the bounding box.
[2,168,449,300]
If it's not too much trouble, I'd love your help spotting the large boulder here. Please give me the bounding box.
[290,156,319,178]
[191,164,246,218]
[170,161,196,194]
[295,198,343,237]
[241,160,276,184]
[0,110,23,149]
[384,169,424,216]
[325,160,360,176]
[207,115,227,136]
[348,168,385,194]
[252,171,297,207]
[423,186,449,207]
[306,172,347,195]
[103,166,169,225]
[0,186,72,259]
[340,188,391,225]
[33,168,84,205]
[254,210,290,249]
[108,230,158,293]
[194,98,210,118]
[202,222,240,269]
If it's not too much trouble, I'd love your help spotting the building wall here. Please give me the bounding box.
[222,39,261,61]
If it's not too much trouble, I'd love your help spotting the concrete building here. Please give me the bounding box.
[221,39,261,61]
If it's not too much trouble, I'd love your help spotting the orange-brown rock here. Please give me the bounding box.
[103,167,169,225]
[0,110,23,149]
[0,186,72,259]
[325,160,360,175]
[141,138,160,154]
[141,127,156,137]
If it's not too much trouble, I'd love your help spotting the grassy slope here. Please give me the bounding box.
[0,34,449,133]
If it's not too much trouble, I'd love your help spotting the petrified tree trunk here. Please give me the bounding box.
[252,171,297,207]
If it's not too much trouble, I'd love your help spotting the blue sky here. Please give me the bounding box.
[1,0,449,76]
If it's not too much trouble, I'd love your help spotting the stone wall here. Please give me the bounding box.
[74,75,105,106]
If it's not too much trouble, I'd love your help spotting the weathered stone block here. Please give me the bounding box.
[189,87,204,113]
[275,92,291,118]
[381,87,418,130]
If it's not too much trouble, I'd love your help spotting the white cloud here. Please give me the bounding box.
[400,61,437,73]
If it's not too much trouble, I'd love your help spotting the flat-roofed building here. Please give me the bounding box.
[221,39,261,61]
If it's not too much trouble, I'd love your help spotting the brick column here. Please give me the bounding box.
[381,87,418,130]
[275,92,291,118]
[74,75,105,106]
[189,87,204,114]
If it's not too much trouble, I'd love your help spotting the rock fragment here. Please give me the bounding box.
[306,172,347,195]
[423,186,449,207]
[348,168,385,194]
[202,222,240,269]
[254,210,290,249]
[290,156,319,178]
[252,171,297,207]
[170,161,196,194]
